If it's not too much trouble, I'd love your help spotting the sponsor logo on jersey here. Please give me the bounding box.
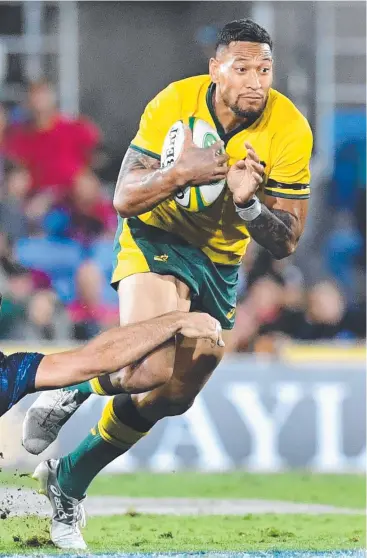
[154,254,169,262]
[226,308,236,320]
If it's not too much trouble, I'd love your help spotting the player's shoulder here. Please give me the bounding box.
[156,75,210,104]
[269,89,312,136]
[170,74,211,93]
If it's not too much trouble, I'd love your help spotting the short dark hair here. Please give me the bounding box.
[216,19,273,52]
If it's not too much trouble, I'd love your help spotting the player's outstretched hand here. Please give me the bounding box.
[226,142,264,205]
[174,125,229,187]
[179,312,225,348]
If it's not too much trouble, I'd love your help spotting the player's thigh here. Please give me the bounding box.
[118,272,190,324]
[111,272,191,392]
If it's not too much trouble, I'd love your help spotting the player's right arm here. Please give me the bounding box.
[34,311,224,389]
[113,84,228,218]
[113,146,179,218]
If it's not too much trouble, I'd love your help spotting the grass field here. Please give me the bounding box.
[0,472,365,553]
[1,513,365,552]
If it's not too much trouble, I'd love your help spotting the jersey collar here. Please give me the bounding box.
[206,82,264,145]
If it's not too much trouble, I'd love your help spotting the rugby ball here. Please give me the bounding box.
[161,118,226,212]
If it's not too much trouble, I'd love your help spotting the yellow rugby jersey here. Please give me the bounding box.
[129,74,313,265]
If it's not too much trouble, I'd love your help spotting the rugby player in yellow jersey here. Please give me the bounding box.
[23,19,312,549]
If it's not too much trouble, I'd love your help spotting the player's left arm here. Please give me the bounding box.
[228,120,312,260]
[244,193,308,260]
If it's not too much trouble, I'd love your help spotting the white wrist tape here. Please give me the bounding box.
[234,196,262,221]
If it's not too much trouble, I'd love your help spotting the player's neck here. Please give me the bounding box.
[213,98,242,133]
[212,92,248,134]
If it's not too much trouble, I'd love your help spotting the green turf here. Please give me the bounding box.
[0,514,364,553]
[1,471,365,509]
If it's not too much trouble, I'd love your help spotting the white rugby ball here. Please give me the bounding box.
[161,118,226,212]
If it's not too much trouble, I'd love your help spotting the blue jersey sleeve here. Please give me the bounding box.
[0,352,45,416]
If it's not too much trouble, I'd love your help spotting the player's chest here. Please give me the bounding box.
[224,130,273,178]
[189,93,274,176]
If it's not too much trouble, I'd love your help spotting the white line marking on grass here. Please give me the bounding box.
[0,487,364,517]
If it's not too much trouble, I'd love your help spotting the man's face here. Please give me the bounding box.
[209,41,273,119]
[28,84,56,115]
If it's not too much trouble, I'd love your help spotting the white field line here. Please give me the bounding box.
[0,487,364,517]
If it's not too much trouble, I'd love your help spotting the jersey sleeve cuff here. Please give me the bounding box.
[130,144,161,160]
[264,178,310,199]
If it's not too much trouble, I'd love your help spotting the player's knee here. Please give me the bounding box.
[125,339,175,392]
[110,367,134,393]
[169,396,195,416]
[111,365,166,394]
[163,390,196,416]
[114,359,173,394]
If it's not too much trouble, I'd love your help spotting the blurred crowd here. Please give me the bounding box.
[0,79,365,349]
[0,80,119,342]
[230,245,366,354]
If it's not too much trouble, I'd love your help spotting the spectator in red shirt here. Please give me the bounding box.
[4,79,100,200]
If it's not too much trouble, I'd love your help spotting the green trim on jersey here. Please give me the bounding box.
[130,144,161,160]
[264,189,310,200]
[112,215,124,277]
[205,83,262,146]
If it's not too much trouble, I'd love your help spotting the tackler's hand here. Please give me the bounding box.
[179,311,225,348]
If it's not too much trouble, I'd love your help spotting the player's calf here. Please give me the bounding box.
[133,382,196,418]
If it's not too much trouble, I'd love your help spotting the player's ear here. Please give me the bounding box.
[209,57,219,84]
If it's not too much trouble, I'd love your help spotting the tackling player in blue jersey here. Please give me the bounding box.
[0,292,223,419]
